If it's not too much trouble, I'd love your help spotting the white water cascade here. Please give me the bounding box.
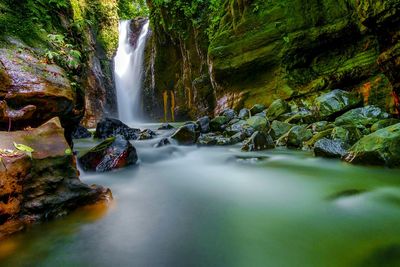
[114,20,149,123]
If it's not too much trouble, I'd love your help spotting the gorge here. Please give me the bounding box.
[1,0,400,266]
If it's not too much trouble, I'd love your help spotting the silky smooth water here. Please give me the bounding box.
[114,20,149,123]
[2,124,400,267]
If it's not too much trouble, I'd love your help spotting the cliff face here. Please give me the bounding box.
[0,0,120,130]
[144,0,400,121]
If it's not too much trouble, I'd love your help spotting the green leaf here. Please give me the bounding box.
[65,148,73,156]
[13,142,34,158]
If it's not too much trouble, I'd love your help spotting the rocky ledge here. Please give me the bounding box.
[0,118,111,238]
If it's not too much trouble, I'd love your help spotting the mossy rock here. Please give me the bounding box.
[287,125,313,148]
[335,105,390,127]
[315,89,361,119]
[210,116,230,132]
[246,116,269,132]
[266,99,290,121]
[331,125,363,145]
[371,119,400,132]
[270,120,293,140]
[344,123,400,167]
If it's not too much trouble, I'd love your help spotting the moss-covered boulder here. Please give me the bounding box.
[0,118,110,237]
[287,125,313,148]
[210,116,230,132]
[314,138,349,158]
[171,123,199,145]
[79,135,138,172]
[242,131,275,152]
[331,125,364,145]
[344,123,400,167]
[335,106,390,127]
[250,104,266,116]
[266,99,290,121]
[371,119,400,132]
[315,89,361,119]
[246,116,269,132]
[270,120,293,140]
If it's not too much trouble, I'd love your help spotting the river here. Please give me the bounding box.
[1,124,400,267]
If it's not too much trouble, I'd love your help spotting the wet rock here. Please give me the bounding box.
[335,105,390,127]
[230,132,247,144]
[280,108,315,124]
[344,123,400,167]
[79,135,138,172]
[220,108,237,121]
[0,47,77,129]
[197,133,233,146]
[0,101,37,130]
[246,116,269,132]
[331,126,363,145]
[71,125,92,139]
[314,138,349,158]
[315,89,361,119]
[287,125,313,148]
[238,108,251,119]
[196,116,210,133]
[0,118,110,237]
[371,119,400,132]
[311,121,331,133]
[155,138,171,148]
[270,120,293,140]
[94,118,140,140]
[158,123,174,130]
[138,129,157,140]
[266,99,290,120]
[171,123,199,145]
[225,120,247,136]
[210,116,229,132]
[250,104,266,115]
[242,131,275,151]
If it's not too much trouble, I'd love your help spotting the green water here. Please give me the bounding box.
[1,130,400,267]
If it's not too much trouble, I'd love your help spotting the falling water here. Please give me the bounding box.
[114,20,149,123]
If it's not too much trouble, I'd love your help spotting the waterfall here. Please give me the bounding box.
[114,20,149,123]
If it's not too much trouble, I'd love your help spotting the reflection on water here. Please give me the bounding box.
[1,123,400,267]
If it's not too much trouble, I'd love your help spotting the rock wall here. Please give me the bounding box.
[144,0,400,121]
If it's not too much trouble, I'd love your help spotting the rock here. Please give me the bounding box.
[331,126,363,145]
[158,123,174,130]
[171,123,199,145]
[311,121,331,133]
[287,125,313,148]
[230,132,247,144]
[225,120,247,136]
[242,131,275,151]
[315,89,361,119]
[79,135,138,172]
[314,138,349,158]
[280,108,315,124]
[197,133,233,146]
[335,105,390,127]
[344,123,400,167]
[94,118,140,140]
[238,108,251,119]
[196,116,210,133]
[138,129,156,140]
[371,119,400,132]
[0,118,110,237]
[220,108,236,121]
[250,104,266,115]
[210,116,229,132]
[0,101,37,130]
[71,125,92,139]
[246,116,269,132]
[270,120,293,140]
[0,47,78,129]
[266,99,290,120]
[155,138,171,148]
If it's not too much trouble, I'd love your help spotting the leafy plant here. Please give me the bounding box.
[13,142,35,158]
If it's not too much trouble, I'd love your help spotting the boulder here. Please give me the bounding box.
[158,123,174,130]
[287,125,313,148]
[220,108,237,121]
[242,131,275,151]
[197,133,233,146]
[344,123,400,167]
[0,118,110,237]
[94,118,140,140]
[196,116,211,133]
[315,89,361,119]
[311,121,331,133]
[331,126,363,145]
[335,105,390,127]
[71,125,92,139]
[246,116,269,132]
[230,132,247,144]
[171,123,199,145]
[314,138,349,158]
[138,129,157,140]
[225,120,247,136]
[270,120,293,140]
[0,47,78,129]
[79,135,138,172]
[238,108,251,119]
[280,108,315,124]
[371,119,400,132]
[266,99,290,120]
[250,104,266,115]
[210,116,229,132]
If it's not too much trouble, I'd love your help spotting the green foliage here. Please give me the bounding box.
[118,0,149,19]
[45,34,82,70]
[13,142,35,158]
